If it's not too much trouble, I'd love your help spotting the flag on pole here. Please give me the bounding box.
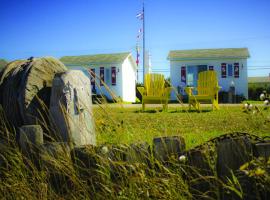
[137,28,143,39]
[136,45,140,66]
[136,12,144,20]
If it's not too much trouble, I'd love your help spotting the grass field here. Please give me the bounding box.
[94,104,270,149]
[1,103,269,199]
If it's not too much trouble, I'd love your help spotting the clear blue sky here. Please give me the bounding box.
[1,0,270,79]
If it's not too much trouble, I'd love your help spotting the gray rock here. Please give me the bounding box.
[126,142,151,164]
[40,142,72,194]
[255,142,270,159]
[185,145,218,199]
[71,145,97,173]
[50,70,95,146]
[19,125,44,152]
[153,136,186,163]
[19,125,44,169]
[216,136,253,179]
[40,142,70,160]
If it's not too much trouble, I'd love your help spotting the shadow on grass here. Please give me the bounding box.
[134,109,212,114]
[169,109,212,113]
[134,109,163,113]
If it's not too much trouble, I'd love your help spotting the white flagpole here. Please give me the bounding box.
[142,1,145,84]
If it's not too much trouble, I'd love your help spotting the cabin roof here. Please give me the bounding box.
[168,48,250,60]
[60,52,134,66]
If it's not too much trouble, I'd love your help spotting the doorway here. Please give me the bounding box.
[187,65,208,87]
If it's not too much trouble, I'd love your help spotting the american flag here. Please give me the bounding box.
[136,45,140,66]
[136,12,144,20]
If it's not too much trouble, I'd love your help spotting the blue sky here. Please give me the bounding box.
[1,0,270,79]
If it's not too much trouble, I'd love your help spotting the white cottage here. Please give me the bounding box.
[60,52,137,102]
[168,48,250,100]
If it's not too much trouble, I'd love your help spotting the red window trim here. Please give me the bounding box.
[100,67,104,86]
[90,68,95,85]
[111,66,116,85]
[181,66,186,84]
[234,63,240,78]
[221,63,226,78]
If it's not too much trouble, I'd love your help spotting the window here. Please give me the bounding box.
[90,68,95,85]
[209,66,214,71]
[181,66,186,84]
[221,63,226,78]
[228,64,233,77]
[111,66,116,85]
[234,63,239,78]
[100,67,104,86]
[90,68,96,93]
[105,68,110,85]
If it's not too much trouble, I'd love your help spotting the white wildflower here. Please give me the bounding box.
[101,146,109,154]
[179,155,187,162]
[260,93,265,101]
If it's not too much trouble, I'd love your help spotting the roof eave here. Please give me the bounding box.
[168,56,250,61]
[64,61,123,66]
[127,54,138,70]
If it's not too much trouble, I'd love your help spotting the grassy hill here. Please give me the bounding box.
[0,59,7,69]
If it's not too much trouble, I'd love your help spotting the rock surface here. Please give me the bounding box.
[50,70,96,146]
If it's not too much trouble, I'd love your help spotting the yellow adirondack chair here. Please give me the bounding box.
[185,71,221,111]
[137,73,172,111]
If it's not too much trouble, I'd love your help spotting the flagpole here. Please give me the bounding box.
[142,1,145,84]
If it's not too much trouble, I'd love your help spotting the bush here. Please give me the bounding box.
[219,91,229,103]
[218,91,246,103]
[248,83,270,100]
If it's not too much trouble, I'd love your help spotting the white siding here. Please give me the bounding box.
[70,64,123,101]
[170,58,248,100]
[121,57,136,102]
[92,64,123,100]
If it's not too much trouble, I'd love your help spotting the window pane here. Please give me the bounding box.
[181,66,186,84]
[111,67,116,85]
[234,63,239,78]
[100,67,104,86]
[228,64,233,76]
[221,63,226,78]
[105,68,110,85]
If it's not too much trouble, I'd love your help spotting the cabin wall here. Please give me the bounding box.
[121,58,136,102]
[170,58,248,100]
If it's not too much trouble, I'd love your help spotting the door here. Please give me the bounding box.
[198,65,208,74]
[187,66,197,87]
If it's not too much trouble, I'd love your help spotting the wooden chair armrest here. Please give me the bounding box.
[214,86,222,92]
[163,87,173,96]
[185,87,195,95]
[137,87,145,96]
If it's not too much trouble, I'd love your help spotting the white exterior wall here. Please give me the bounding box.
[170,58,248,100]
[121,57,136,102]
[90,64,123,101]
[69,64,123,101]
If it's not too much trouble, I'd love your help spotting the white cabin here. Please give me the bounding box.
[60,52,137,102]
[168,48,250,100]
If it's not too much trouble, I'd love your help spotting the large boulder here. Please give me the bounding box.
[0,57,67,130]
[49,70,95,146]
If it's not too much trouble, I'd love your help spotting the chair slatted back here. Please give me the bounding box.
[145,73,165,97]
[197,71,218,96]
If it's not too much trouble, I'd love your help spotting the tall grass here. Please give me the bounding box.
[0,72,269,199]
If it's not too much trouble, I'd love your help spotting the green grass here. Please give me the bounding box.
[242,100,264,104]
[0,103,269,199]
[94,105,270,149]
